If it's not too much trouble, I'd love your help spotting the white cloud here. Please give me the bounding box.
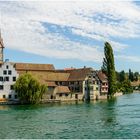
[116,55,140,63]
[0,0,140,63]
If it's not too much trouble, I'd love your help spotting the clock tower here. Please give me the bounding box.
[0,30,4,63]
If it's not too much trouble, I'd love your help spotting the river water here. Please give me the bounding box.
[0,93,140,139]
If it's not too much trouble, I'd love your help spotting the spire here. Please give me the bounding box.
[0,29,4,48]
[0,29,4,63]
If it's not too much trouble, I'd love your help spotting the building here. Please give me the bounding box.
[97,71,108,95]
[83,70,100,100]
[63,68,100,100]
[0,61,19,101]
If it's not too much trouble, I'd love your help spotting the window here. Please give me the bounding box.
[6,65,9,69]
[8,70,12,75]
[5,77,9,81]
[3,70,7,75]
[0,85,3,90]
[59,93,62,97]
[90,87,93,91]
[75,87,80,92]
[0,77,3,81]
[3,95,6,98]
[9,95,12,99]
[71,82,74,84]
[65,93,68,97]
[10,85,14,90]
[13,77,16,81]
[96,87,98,90]
[15,95,17,99]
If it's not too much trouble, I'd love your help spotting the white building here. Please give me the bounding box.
[0,61,19,100]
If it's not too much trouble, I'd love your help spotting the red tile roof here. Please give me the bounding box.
[15,63,55,71]
[66,68,92,81]
[54,86,70,94]
[97,71,108,82]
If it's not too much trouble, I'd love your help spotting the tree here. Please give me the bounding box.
[14,73,47,104]
[129,69,134,82]
[102,42,116,98]
[119,70,126,82]
[101,58,107,75]
[134,72,139,81]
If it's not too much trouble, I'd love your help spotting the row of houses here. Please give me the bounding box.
[0,33,108,102]
[0,61,108,101]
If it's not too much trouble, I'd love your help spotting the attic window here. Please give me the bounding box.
[6,65,9,69]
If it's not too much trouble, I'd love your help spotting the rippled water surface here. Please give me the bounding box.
[0,93,140,139]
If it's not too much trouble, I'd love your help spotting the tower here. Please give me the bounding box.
[0,30,4,63]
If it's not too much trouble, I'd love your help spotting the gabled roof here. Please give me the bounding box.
[18,71,70,82]
[97,71,108,82]
[54,86,70,94]
[66,68,92,81]
[14,63,55,71]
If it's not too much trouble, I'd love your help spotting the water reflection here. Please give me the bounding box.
[0,105,10,110]
[100,98,118,125]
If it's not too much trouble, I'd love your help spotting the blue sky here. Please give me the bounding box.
[0,0,140,72]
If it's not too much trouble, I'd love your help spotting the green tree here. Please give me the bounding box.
[101,58,107,75]
[129,69,134,82]
[102,42,116,99]
[119,70,126,82]
[134,72,139,81]
[14,73,47,104]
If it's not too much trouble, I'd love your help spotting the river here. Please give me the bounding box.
[0,93,140,139]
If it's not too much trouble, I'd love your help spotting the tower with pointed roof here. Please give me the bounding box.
[0,30,4,63]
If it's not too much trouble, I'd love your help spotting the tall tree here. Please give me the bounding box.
[102,42,116,98]
[129,69,134,82]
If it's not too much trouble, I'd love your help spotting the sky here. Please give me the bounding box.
[0,0,140,72]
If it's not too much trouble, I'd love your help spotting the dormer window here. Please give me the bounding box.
[6,65,9,69]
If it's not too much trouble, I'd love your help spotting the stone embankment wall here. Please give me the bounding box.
[114,92,123,97]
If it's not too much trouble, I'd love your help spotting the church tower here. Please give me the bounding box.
[0,30,4,63]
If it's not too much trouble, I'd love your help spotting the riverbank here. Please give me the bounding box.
[0,93,123,105]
